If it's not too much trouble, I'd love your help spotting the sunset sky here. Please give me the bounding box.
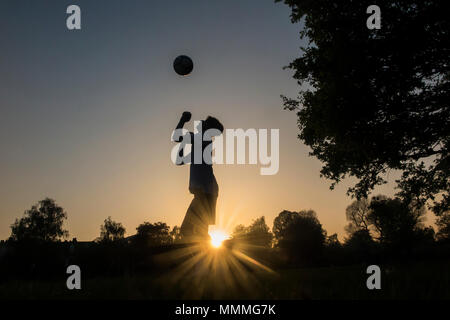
[0,0,411,241]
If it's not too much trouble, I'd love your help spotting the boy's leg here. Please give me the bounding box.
[206,194,218,226]
[180,198,196,242]
[180,193,210,242]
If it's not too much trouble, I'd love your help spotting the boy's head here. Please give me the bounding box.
[203,116,224,135]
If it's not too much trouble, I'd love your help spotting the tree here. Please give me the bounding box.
[345,229,374,248]
[170,226,182,243]
[9,198,68,242]
[368,197,427,246]
[436,212,450,241]
[344,198,371,235]
[344,229,376,262]
[325,233,341,248]
[272,210,306,246]
[273,210,326,264]
[277,0,449,215]
[344,195,390,238]
[323,233,344,264]
[231,217,273,247]
[134,222,172,246]
[97,217,126,242]
[344,195,434,252]
[232,224,247,239]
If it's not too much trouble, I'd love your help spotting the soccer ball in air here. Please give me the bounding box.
[173,55,194,76]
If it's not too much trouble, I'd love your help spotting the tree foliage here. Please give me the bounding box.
[273,210,325,264]
[436,212,450,241]
[135,222,173,246]
[9,198,68,242]
[325,233,341,248]
[368,197,427,245]
[345,198,371,235]
[97,216,126,242]
[170,225,182,243]
[232,216,273,247]
[345,195,430,244]
[277,0,449,215]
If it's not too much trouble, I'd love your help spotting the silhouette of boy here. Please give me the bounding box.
[173,112,224,243]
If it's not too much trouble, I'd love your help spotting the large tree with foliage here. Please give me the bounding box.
[273,210,325,264]
[232,216,273,247]
[368,197,429,245]
[344,195,432,243]
[97,216,126,242]
[436,213,450,241]
[9,198,69,242]
[276,0,449,216]
[344,197,371,235]
[134,222,173,246]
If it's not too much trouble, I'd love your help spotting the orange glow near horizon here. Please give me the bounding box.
[153,232,277,298]
[209,229,230,248]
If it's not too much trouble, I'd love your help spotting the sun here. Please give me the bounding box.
[209,229,229,248]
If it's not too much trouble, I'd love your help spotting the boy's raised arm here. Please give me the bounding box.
[172,111,192,142]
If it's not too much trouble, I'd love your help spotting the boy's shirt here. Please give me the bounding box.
[189,132,218,196]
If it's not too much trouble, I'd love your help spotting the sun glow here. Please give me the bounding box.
[209,229,229,248]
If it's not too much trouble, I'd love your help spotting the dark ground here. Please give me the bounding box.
[1,259,449,300]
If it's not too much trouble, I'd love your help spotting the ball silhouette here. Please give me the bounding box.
[173,55,193,76]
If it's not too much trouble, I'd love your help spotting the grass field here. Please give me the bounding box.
[1,259,449,299]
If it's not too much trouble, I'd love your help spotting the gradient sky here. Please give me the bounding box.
[0,0,413,241]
